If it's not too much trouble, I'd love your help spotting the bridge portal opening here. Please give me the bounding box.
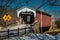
[19,12,34,24]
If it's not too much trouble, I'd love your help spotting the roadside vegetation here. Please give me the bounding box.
[55,20,60,29]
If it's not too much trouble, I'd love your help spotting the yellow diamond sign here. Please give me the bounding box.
[3,14,11,22]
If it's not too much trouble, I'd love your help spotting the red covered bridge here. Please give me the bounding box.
[16,7,51,33]
[36,10,51,33]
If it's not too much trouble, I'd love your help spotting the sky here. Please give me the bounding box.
[0,0,60,18]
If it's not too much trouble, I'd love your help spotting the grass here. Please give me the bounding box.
[44,28,60,35]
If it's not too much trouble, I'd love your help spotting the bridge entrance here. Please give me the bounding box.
[19,12,34,24]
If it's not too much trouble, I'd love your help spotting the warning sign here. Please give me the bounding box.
[3,14,11,22]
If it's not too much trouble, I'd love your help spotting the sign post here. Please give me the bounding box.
[3,14,12,38]
[3,13,11,26]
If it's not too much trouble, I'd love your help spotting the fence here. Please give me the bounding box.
[0,27,33,39]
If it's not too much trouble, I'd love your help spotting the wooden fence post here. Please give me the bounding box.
[25,28,26,34]
[17,28,19,36]
[7,29,9,38]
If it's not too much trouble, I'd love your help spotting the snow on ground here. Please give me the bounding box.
[3,33,60,40]
[44,34,56,40]
[0,24,31,37]
[0,24,30,31]
[0,24,60,40]
[55,33,60,40]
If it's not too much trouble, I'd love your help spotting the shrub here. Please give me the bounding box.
[55,20,60,29]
